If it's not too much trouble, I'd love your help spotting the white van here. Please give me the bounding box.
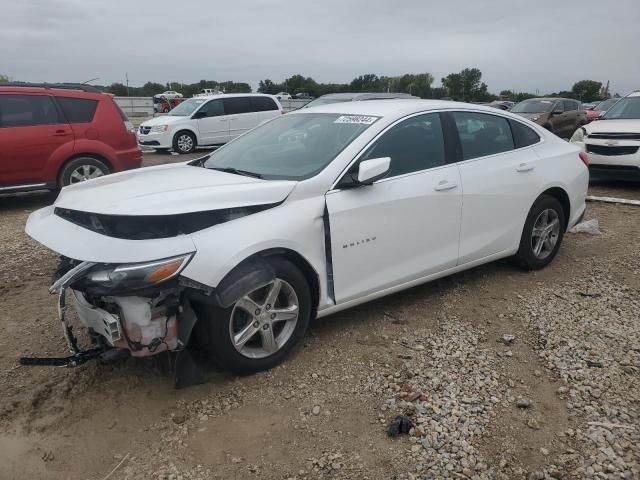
[137,94,283,154]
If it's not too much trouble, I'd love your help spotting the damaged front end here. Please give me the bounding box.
[20,254,208,387]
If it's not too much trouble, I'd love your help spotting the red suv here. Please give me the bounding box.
[0,84,142,193]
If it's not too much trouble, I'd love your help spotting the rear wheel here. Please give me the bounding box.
[512,195,565,270]
[192,258,311,374]
[59,157,110,187]
[173,131,196,154]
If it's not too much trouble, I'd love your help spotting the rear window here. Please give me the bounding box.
[251,96,278,112]
[56,97,98,123]
[510,120,541,148]
[223,97,252,115]
[0,94,61,127]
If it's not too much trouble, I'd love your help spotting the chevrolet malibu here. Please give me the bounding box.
[25,100,588,382]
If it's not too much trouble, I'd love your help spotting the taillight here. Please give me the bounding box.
[579,151,589,167]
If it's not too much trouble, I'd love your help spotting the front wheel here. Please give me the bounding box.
[173,131,196,154]
[512,195,565,270]
[192,258,311,374]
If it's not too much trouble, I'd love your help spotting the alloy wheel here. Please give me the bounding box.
[177,134,193,152]
[531,208,560,259]
[229,279,299,359]
[69,164,105,183]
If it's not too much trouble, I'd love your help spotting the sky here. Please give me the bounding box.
[2,0,639,96]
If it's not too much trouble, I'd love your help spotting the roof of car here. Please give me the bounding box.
[0,83,104,96]
[291,98,508,117]
[627,91,640,97]
[522,97,572,102]
[189,93,276,100]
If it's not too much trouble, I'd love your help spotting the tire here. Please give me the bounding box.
[172,131,196,154]
[192,257,312,374]
[511,195,566,270]
[59,156,110,187]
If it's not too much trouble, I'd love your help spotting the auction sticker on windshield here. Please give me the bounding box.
[334,115,378,125]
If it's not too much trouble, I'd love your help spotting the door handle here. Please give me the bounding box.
[516,162,534,172]
[434,180,458,191]
[53,130,71,136]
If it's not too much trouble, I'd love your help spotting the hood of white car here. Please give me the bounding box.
[140,115,189,127]
[584,119,640,134]
[54,163,297,215]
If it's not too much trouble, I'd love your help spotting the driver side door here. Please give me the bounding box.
[195,99,229,145]
[326,112,462,304]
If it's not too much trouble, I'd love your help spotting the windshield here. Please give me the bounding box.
[511,100,554,114]
[168,98,206,116]
[303,97,355,108]
[203,113,378,180]
[601,97,640,119]
[594,99,618,112]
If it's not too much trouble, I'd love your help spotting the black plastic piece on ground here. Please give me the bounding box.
[19,348,103,368]
[174,348,209,389]
[387,415,413,437]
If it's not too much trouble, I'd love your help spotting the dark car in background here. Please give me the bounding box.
[511,98,587,139]
[303,92,419,109]
[0,83,141,193]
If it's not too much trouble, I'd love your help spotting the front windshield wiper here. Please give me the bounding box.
[208,167,263,179]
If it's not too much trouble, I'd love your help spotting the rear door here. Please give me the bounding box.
[0,93,72,188]
[452,111,542,264]
[223,97,258,139]
[548,100,566,135]
[326,112,462,303]
[250,96,281,124]
[563,100,581,137]
[194,99,228,145]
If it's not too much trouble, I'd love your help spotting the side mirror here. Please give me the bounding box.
[357,157,391,185]
[192,110,207,119]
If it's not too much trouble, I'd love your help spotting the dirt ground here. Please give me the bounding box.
[0,154,638,480]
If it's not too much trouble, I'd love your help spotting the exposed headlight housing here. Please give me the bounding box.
[75,254,193,295]
[150,124,169,133]
[570,127,586,143]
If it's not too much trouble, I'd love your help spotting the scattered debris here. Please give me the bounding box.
[569,218,602,235]
[586,195,640,207]
[101,453,130,480]
[498,334,516,345]
[171,413,187,425]
[527,418,541,430]
[41,451,54,462]
[587,421,635,430]
[387,415,413,437]
[516,398,531,409]
[578,290,602,298]
[312,405,321,416]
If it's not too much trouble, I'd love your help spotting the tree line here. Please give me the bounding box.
[0,72,615,103]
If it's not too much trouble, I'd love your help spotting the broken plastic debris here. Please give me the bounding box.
[569,219,601,235]
[387,415,413,437]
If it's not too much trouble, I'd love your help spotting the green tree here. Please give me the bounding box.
[106,82,128,96]
[350,74,383,92]
[0,74,11,83]
[571,80,602,102]
[442,68,493,102]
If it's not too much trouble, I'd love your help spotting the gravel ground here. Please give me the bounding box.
[0,156,639,479]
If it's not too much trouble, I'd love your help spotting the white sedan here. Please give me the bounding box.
[25,100,588,379]
[158,90,183,99]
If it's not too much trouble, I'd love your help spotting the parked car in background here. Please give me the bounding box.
[303,92,419,109]
[137,93,283,153]
[585,98,619,122]
[27,100,587,376]
[0,83,141,193]
[511,98,587,138]
[159,90,183,99]
[295,92,314,100]
[570,91,640,179]
[195,88,224,97]
[488,100,514,111]
[275,92,292,100]
[153,97,185,113]
[582,102,597,110]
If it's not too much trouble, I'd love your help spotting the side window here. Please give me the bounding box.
[452,111,515,160]
[510,120,541,148]
[0,94,61,127]
[56,97,98,123]
[223,97,252,115]
[553,101,564,113]
[200,99,224,117]
[251,96,278,112]
[361,112,446,177]
[563,100,577,112]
